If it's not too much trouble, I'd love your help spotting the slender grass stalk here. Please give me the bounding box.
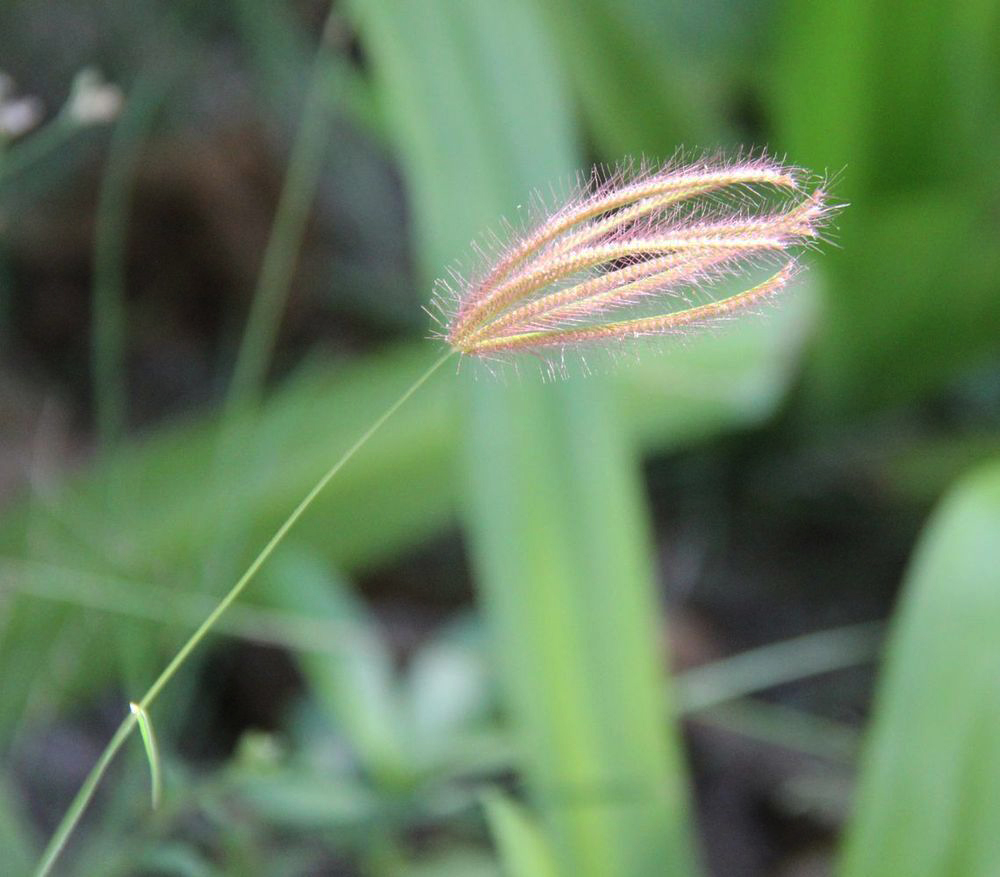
[202,5,343,587]
[91,72,170,450]
[224,14,344,412]
[676,620,883,713]
[697,700,861,762]
[0,239,13,343]
[34,711,139,877]
[33,349,453,877]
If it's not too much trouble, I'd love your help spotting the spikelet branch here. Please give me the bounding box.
[468,264,797,355]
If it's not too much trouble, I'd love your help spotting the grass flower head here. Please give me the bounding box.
[436,153,833,367]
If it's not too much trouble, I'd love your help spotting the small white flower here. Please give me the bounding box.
[0,95,44,139]
[0,72,43,139]
[65,68,123,126]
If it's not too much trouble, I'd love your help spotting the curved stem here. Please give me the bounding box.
[676,620,883,713]
[34,349,454,877]
[34,713,137,877]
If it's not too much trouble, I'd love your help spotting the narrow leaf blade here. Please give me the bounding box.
[840,460,1000,877]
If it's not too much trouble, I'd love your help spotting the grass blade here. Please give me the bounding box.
[839,459,1000,876]
[128,702,162,809]
[483,791,560,877]
[223,14,343,412]
[353,1,699,873]
[91,71,170,450]
[676,621,883,713]
[467,375,698,877]
[0,775,37,876]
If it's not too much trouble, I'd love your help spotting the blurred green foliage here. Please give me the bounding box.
[0,0,998,874]
[840,461,1000,877]
[771,0,1000,414]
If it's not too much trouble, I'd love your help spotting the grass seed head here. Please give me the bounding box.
[436,153,836,367]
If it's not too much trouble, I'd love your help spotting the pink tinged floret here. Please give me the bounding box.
[438,154,834,360]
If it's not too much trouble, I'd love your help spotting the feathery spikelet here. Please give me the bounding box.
[434,153,834,366]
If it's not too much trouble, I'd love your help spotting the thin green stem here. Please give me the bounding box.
[202,5,343,585]
[224,22,343,412]
[693,699,861,762]
[676,620,883,713]
[91,72,171,450]
[33,349,454,877]
[0,238,13,343]
[34,713,138,877]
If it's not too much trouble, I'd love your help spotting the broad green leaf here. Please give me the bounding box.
[0,343,457,575]
[229,0,380,137]
[803,191,1000,416]
[483,791,560,877]
[0,343,455,750]
[770,1,1000,415]
[768,0,878,193]
[771,0,999,195]
[0,776,36,877]
[536,0,715,156]
[840,459,1000,876]
[466,375,697,877]
[404,615,492,762]
[352,2,698,875]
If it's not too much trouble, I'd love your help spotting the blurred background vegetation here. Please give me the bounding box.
[1,1,999,875]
